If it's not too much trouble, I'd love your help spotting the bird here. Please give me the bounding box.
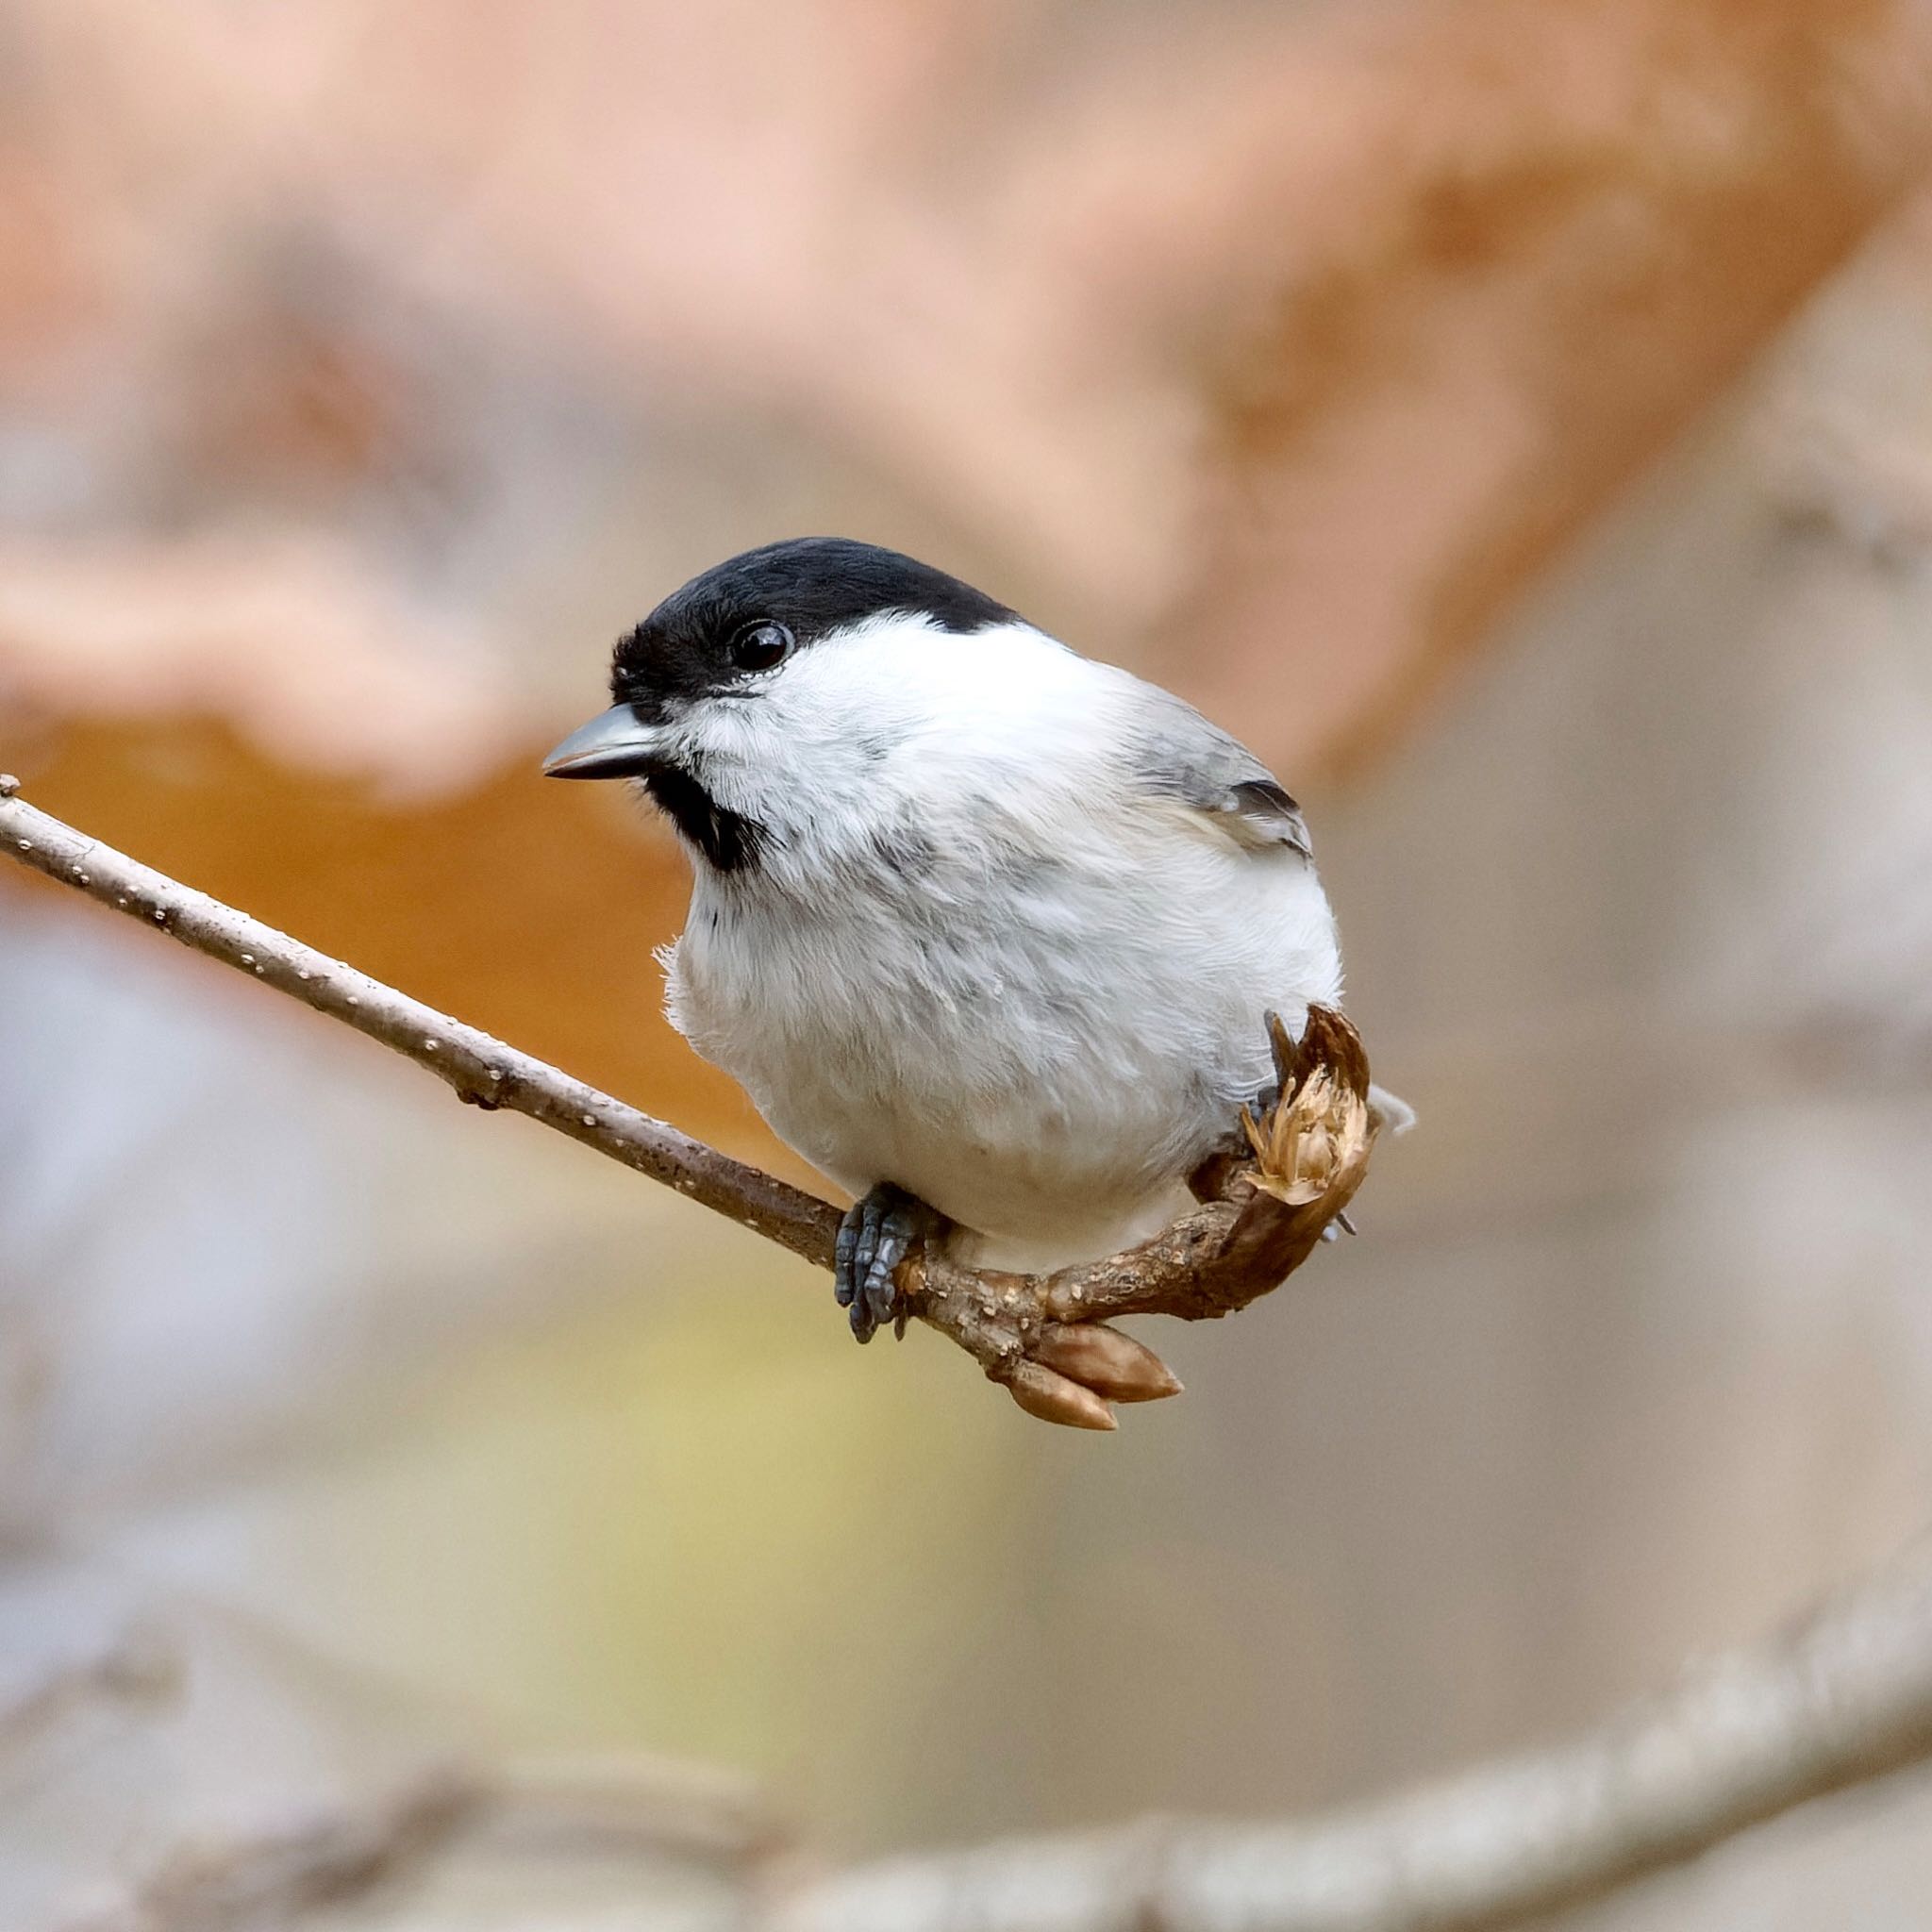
[545,537,1408,1342]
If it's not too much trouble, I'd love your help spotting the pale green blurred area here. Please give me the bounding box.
[237,1274,1033,1824]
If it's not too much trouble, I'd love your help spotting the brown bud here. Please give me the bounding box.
[1032,1324,1183,1403]
[1005,1359,1117,1431]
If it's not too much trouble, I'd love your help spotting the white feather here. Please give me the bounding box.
[657,615,1344,1270]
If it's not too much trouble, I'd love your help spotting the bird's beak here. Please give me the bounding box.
[541,705,664,780]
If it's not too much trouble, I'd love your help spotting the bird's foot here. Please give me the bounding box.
[834,1183,948,1343]
[1319,1208,1357,1243]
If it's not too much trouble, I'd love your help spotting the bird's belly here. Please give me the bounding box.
[762,1051,1201,1272]
[667,857,1340,1267]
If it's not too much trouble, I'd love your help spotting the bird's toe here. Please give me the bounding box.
[836,1184,944,1344]
[833,1205,863,1308]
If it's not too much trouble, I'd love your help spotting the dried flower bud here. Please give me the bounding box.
[1242,1033,1369,1206]
[1006,1359,1117,1431]
[1033,1323,1182,1402]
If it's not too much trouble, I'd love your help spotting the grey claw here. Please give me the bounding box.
[835,1184,944,1345]
[864,1227,911,1335]
[834,1207,861,1307]
[1318,1209,1358,1245]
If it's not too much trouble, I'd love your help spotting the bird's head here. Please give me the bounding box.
[543,537,1028,872]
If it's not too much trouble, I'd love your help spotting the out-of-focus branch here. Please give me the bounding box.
[52,1541,1932,1932]
[0,786,1375,1428]
[66,1770,480,1932]
[63,1752,783,1932]
[778,1532,1932,1932]
[0,1624,181,1757]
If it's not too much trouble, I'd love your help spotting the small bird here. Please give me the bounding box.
[546,538,1407,1341]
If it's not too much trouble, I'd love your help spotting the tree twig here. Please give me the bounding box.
[49,1542,1932,1932]
[64,1769,484,1932]
[0,784,1375,1426]
[775,1531,1932,1932]
[0,784,835,1260]
[60,1750,785,1932]
[0,1623,182,1757]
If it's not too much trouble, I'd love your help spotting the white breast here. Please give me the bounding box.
[658,617,1342,1270]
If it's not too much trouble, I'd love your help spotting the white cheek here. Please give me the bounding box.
[666,612,1130,874]
[672,677,852,831]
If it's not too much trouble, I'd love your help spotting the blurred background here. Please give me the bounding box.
[6,1,1932,1925]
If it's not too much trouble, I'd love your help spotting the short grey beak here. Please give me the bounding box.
[542,704,662,780]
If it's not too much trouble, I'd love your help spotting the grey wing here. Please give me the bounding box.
[1128,686,1415,1127]
[1128,691,1312,857]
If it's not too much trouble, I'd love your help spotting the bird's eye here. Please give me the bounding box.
[729,620,793,672]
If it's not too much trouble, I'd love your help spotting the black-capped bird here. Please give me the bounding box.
[547,539,1408,1341]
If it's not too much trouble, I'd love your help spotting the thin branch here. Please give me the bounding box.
[0,1623,181,1759]
[50,1543,1932,1932]
[0,784,1374,1424]
[775,1532,1932,1932]
[64,1769,483,1932]
[0,784,835,1262]
[479,1749,785,1866]
[61,1751,785,1932]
